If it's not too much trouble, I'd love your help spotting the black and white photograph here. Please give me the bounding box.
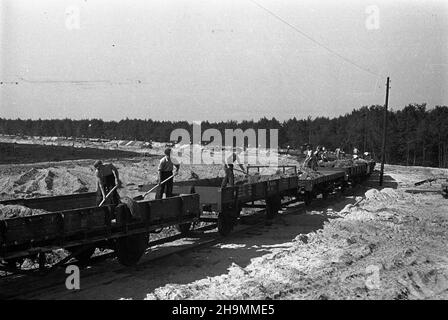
[0,0,447,306]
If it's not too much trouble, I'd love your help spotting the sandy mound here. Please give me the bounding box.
[298,167,323,179]
[0,204,48,219]
[146,187,448,300]
[1,168,90,198]
[52,169,89,194]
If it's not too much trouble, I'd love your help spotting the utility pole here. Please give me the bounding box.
[363,111,367,153]
[307,116,311,145]
[379,77,390,186]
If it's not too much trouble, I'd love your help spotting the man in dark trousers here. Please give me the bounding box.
[156,148,180,199]
[94,160,121,205]
[221,151,245,188]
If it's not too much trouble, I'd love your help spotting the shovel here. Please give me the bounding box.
[99,185,119,206]
[134,173,177,201]
[232,167,250,176]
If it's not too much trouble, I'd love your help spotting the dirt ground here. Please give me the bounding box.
[0,142,140,165]
[141,168,448,300]
[0,141,447,300]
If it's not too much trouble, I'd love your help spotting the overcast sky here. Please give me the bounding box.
[1,0,447,122]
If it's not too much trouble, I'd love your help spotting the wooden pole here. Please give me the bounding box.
[99,185,118,207]
[379,77,390,186]
[363,111,367,153]
[143,173,176,198]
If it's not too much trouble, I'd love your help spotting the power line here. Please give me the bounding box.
[12,77,144,86]
[249,0,382,77]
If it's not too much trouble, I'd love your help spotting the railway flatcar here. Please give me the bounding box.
[318,161,375,184]
[1,161,376,270]
[141,163,371,234]
[0,193,201,269]
[170,175,298,235]
[297,170,347,205]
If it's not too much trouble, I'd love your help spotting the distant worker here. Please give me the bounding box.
[319,146,328,162]
[336,147,345,160]
[304,144,312,157]
[303,145,318,171]
[221,151,245,188]
[156,148,180,199]
[363,152,372,160]
[313,145,321,157]
[314,145,327,160]
[94,160,121,205]
[335,147,341,159]
[353,147,359,159]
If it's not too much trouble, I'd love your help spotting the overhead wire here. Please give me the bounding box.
[248,0,383,78]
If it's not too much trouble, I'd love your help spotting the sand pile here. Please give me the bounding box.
[1,168,90,198]
[146,187,448,300]
[52,169,89,194]
[298,167,323,180]
[233,170,295,185]
[334,159,354,168]
[0,204,48,219]
[318,159,362,168]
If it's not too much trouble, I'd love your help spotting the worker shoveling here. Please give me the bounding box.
[94,160,122,206]
[133,148,180,201]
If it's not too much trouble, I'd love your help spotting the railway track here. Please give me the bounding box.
[0,210,270,299]
[0,187,353,300]
[0,164,375,299]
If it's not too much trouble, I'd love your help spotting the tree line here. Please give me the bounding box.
[0,103,447,167]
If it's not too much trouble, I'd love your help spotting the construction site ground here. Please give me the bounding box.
[0,142,447,300]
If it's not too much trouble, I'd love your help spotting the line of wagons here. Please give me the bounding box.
[0,161,375,269]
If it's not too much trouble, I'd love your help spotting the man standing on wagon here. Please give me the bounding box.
[94,160,121,205]
[221,150,246,188]
[156,148,180,199]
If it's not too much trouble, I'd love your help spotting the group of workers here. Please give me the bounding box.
[303,145,371,171]
[303,145,329,170]
[94,148,243,206]
[95,144,371,205]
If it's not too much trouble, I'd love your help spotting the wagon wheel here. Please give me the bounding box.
[69,245,96,266]
[176,222,192,235]
[340,182,348,194]
[217,212,233,236]
[265,200,275,219]
[274,195,282,212]
[116,233,149,266]
[265,195,281,219]
[304,191,312,206]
